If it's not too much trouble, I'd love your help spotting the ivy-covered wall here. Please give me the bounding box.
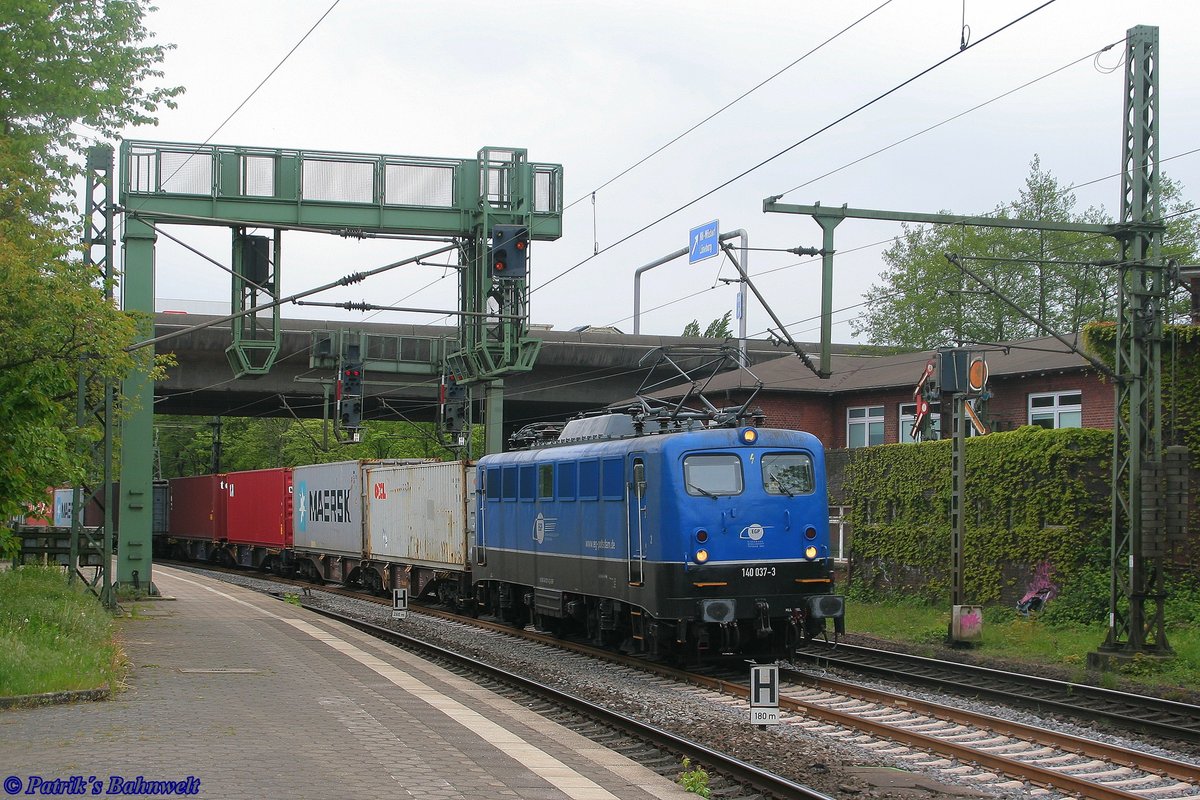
[836,427,1112,606]
[1083,322,1199,568]
[830,323,1198,610]
[1082,322,1200,454]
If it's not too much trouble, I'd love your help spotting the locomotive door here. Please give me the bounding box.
[626,455,647,586]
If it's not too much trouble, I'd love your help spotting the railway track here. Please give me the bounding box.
[792,641,1200,744]
[768,666,1200,800]
[302,604,834,800]
[175,563,1200,798]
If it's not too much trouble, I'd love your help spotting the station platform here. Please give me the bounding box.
[0,565,692,800]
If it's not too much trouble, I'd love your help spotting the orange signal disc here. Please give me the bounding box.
[968,357,988,392]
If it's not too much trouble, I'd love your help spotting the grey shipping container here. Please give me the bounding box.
[293,460,430,558]
[293,461,368,558]
[365,461,475,570]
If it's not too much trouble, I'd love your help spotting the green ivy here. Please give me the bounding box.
[1082,322,1200,454]
[1083,321,1199,570]
[841,324,1199,615]
[842,427,1112,607]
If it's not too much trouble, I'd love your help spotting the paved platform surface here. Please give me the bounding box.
[0,565,692,800]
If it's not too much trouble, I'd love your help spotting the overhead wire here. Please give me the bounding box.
[152,6,1200,432]
[560,0,896,214]
[774,39,1122,198]
[533,1,1060,296]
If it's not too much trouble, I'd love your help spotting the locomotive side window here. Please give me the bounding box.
[761,453,814,496]
[538,464,554,499]
[683,454,743,497]
[486,467,501,502]
[578,459,599,499]
[601,458,623,499]
[501,466,518,500]
[557,462,577,501]
[519,465,536,501]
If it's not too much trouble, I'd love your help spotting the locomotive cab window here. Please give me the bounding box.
[683,454,743,497]
[761,453,814,496]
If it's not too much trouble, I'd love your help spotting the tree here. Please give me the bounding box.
[2,1,182,221]
[682,311,733,339]
[152,416,471,478]
[851,157,1199,349]
[0,1,181,552]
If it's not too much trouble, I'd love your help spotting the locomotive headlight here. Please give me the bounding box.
[739,427,758,445]
[695,549,709,564]
[804,545,819,560]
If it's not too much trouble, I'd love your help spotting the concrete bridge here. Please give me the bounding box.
[152,313,856,430]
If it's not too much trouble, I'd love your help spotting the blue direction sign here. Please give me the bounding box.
[689,220,720,264]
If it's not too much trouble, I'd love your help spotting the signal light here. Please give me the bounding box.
[804,546,819,560]
[695,549,709,564]
[489,224,528,279]
[338,361,364,434]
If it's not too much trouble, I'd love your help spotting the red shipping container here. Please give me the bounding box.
[224,468,293,548]
[168,475,227,541]
[22,488,55,526]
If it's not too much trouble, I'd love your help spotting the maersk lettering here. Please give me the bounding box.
[307,488,352,523]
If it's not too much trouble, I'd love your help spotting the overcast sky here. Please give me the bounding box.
[119,1,1200,343]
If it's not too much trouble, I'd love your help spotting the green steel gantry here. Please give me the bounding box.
[107,140,561,592]
[766,25,1173,660]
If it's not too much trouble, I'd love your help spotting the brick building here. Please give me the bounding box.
[681,335,1112,448]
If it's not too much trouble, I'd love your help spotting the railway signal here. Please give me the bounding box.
[441,375,467,436]
[490,224,528,279]
[338,361,364,436]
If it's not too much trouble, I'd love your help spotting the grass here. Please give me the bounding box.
[845,597,1200,699]
[0,565,122,697]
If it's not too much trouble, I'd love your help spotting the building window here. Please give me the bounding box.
[1029,391,1082,429]
[898,402,940,443]
[847,406,885,448]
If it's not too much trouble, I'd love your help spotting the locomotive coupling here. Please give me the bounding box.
[755,600,773,638]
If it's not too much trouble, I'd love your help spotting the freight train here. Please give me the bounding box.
[156,410,845,660]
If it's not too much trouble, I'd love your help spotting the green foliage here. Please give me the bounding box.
[1084,322,1200,454]
[853,157,1199,349]
[1083,322,1200,571]
[0,2,181,554]
[676,758,711,799]
[0,566,120,696]
[681,311,733,339]
[844,427,1112,608]
[1,0,182,222]
[849,595,1200,694]
[155,416,475,476]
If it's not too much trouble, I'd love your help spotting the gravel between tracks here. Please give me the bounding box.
[168,566,1200,800]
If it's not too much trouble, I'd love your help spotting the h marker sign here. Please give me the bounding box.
[748,664,780,725]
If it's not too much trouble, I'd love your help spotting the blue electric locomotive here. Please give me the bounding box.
[472,412,844,660]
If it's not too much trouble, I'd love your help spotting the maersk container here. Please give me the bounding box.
[365,461,475,570]
[292,460,368,557]
[224,468,293,548]
[169,475,227,540]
